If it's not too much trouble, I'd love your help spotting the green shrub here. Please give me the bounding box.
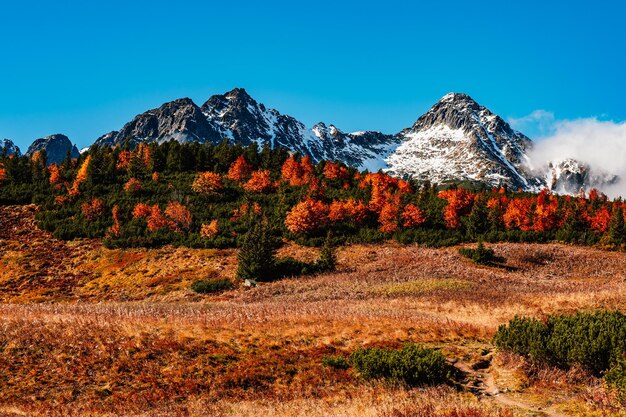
[606,357,626,396]
[494,311,626,375]
[321,355,349,370]
[350,343,451,386]
[458,241,500,265]
[191,279,234,294]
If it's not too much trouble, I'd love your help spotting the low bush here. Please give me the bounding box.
[458,241,501,265]
[321,355,349,370]
[606,357,626,396]
[350,343,452,386]
[494,311,626,375]
[190,279,234,294]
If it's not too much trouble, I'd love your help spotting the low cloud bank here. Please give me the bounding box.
[511,112,626,198]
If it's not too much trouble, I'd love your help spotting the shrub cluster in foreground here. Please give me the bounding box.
[349,343,452,386]
[494,311,626,394]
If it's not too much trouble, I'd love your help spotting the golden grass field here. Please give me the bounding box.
[1,205,625,416]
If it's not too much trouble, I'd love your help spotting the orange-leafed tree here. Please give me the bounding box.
[68,155,91,198]
[323,161,349,181]
[227,155,252,182]
[108,205,121,237]
[191,171,223,194]
[81,197,105,221]
[124,177,142,193]
[281,155,304,186]
[503,198,533,231]
[532,191,560,232]
[243,169,273,193]
[151,171,160,182]
[146,205,172,232]
[329,199,369,224]
[285,198,329,234]
[200,220,219,239]
[132,203,152,219]
[438,188,475,229]
[379,202,400,233]
[590,206,612,232]
[0,167,7,184]
[165,201,193,232]
[48,164,62,188]
[402,203,427,228]
[116,150,132,170]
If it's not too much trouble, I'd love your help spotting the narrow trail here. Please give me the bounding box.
[454,353,568,417]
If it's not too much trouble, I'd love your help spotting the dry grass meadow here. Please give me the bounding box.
[1,205,625,416]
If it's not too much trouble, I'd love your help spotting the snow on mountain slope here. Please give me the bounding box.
[386,93,536,189]
[92,88,399,170]
[84,88,619,194]
[1,138,21,156]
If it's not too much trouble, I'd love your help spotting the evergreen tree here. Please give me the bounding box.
[236,220,277,282]
[609,206,625,245]
[316,231,337,272]
[465,195,490,239]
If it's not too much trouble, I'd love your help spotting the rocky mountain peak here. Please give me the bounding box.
[26,134,80,165]
[1,138,21,156]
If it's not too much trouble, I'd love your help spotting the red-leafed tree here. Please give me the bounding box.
[227,155,252,182]
[244,170,273,193]
[192,171,223,194]
[590,206,612,232]
[285,198,329,234]
[108,205,121,237]
[124,177,142,193]
[323,161,349,180]
[81,197,105,221]
[165,201,193,232]
[438,188,475,229]
[200,220,219,238]
[503,198,533,231]
[379,202,400,233]
[402,203,427,228]
[132,203,152,219]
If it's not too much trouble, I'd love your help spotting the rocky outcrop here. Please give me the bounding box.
[26,134,80,165]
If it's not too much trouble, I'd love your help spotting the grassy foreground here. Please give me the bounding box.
[1,205,626,416]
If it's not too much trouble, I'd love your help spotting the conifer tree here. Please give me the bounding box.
[316,231,337,272]
[609,206,624,245]
[236,220,277,282]
[465,195,490,239]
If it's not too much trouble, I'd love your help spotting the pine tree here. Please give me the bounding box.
[236,220,277,282]
[316,232,337,272]
[609,206,625,245]
[465,195,490,239]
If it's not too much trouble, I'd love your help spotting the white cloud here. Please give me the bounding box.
[526,115,626,198]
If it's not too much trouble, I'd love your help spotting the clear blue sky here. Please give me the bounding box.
[1,0,625,150]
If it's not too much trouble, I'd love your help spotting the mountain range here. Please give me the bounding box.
[2,89,619,194]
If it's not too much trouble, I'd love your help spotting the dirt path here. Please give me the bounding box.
[455,354,568,417]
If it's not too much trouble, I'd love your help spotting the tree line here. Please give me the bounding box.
[0,140,624,249]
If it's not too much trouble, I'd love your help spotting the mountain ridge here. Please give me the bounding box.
[8,89,618,195]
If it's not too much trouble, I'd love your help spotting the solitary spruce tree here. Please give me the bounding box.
[609,206,625,245]
[316,231,337,272]
[236,220,277,282]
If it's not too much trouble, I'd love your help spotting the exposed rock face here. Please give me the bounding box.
[85,88,619,194]
[26,134,80,165]
[94,98,223,147]
[545,158,619,195]
[1,139,21,156]
[386,93,536,189]
[92,88,400,170]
